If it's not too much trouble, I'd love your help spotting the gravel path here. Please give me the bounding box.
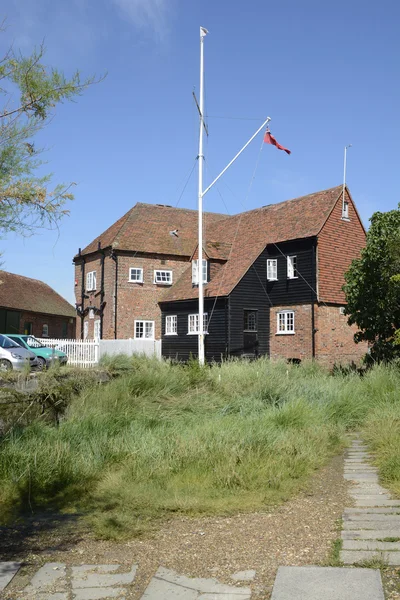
[1,454,349,599]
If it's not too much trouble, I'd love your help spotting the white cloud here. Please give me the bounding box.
[112,0,171,39]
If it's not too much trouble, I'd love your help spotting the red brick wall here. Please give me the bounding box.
[269,304,313,361]
[315,304,368,367]
[116,253,189,339]
[317,190,366,304]
[19,311,75,339]
[75,251,191,340]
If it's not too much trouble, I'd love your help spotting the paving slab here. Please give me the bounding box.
[343,520,400,530]
[0,562,21,591]
[270,566,384,600]
[231,570,256,582]
[344,507,400,514]
[71,564,137,589]
[343,540,400,550]
[342,529,400,540]
[24,563,67,594]
[340,550,400,565]
[344,513,400,521]
[141,567,251,599]
[354,498,400,507]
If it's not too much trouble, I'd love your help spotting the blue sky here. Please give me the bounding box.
[1,0,399,304]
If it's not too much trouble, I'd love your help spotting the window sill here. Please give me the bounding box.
[341,217,351,222]
[128,280,143,284]
[187,332,209,336]
[267,278,278,282]
[287,277,298,280]
[165,333,178,336]
[275,332,295,335]
[154,282,173,286]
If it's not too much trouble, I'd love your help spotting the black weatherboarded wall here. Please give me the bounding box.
[161,298,227,362]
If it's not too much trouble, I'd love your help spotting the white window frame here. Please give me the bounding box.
[42,323,49,338]
[154,270,173,285]
[192,259,208,284]
[267,259,278,281]
[134,320,155,340]
[187,313,208,335]
[83,321,89,340]
[276,310,295,335]
[287,256,297,279]
[94,319,101,340]
[342,200,350,219]
[86,270,97,291]
[129,267,143,283]
[165,315,177,335]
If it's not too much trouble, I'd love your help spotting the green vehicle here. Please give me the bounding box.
[6,335,68,370]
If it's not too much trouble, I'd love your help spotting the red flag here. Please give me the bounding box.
[264,131,291,155]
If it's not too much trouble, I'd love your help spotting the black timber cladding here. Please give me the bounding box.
[160,238,317,361]
[160,298,227,362]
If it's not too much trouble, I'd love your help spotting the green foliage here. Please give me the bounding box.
[0,357,400,538]
[0,35,101,236]
[344,206,400,361]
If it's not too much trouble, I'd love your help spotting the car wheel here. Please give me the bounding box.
[0,359,12,371]
[36,357,47,371]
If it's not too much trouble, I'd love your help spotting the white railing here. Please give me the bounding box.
[37,338,99,368]
[36,338,162,368]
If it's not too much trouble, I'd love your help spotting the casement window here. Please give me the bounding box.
[276,311,295,334]
[86,270,97,291]
[188,313,208,334]
[42,323,49,338]
[129,267,143,283]
[94,319,101,340]
[83,321,89,340]
[287,255,297,279]
[154,270,173,285]
[244,309,258,331]
[267,259,278,281]
[134,320,155,339]
[192,259,208,284]
[342,200,349,219]
[165,315,177,335]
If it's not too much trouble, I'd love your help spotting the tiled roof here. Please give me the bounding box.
[79,203,228,257]
[161,186,344,302]
[0,271,76,318]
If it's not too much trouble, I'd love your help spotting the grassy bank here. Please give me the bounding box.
[0,357,399,538]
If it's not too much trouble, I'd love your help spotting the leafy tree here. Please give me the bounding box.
[0,34,101,237]
[344,206,400,361]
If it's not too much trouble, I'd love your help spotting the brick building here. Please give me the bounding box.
[74,185,367,366]
[0,271,76,338]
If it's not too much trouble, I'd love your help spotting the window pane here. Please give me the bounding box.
[166,315,177,334]
[135,322,144,338]
[287,256,297,278]
[145,322,153,338]
[267,259,277,280]
[130,268,142,281]
[244,310,257,331]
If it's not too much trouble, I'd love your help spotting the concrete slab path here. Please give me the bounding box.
[270,566,384,600]
[339,439,400,565]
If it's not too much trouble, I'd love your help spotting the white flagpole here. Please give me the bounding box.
[342,144,352,215]
[198,27,207,366]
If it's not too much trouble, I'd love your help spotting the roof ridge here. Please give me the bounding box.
[236,185,343,216]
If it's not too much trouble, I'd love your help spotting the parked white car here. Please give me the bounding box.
[0,334,39,371]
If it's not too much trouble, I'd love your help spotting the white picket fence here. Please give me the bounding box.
[37,338,99,368]
[37,338,162,368]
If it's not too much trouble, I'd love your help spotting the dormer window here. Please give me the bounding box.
[192,259,208,284]
[342,200,349,220]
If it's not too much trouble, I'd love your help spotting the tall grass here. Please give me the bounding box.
[0,357,399,538]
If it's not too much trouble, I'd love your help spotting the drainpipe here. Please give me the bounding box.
[79,249,85,340]
[111,250,118,339]
[99,242,105,339]
[311,241,316,359]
